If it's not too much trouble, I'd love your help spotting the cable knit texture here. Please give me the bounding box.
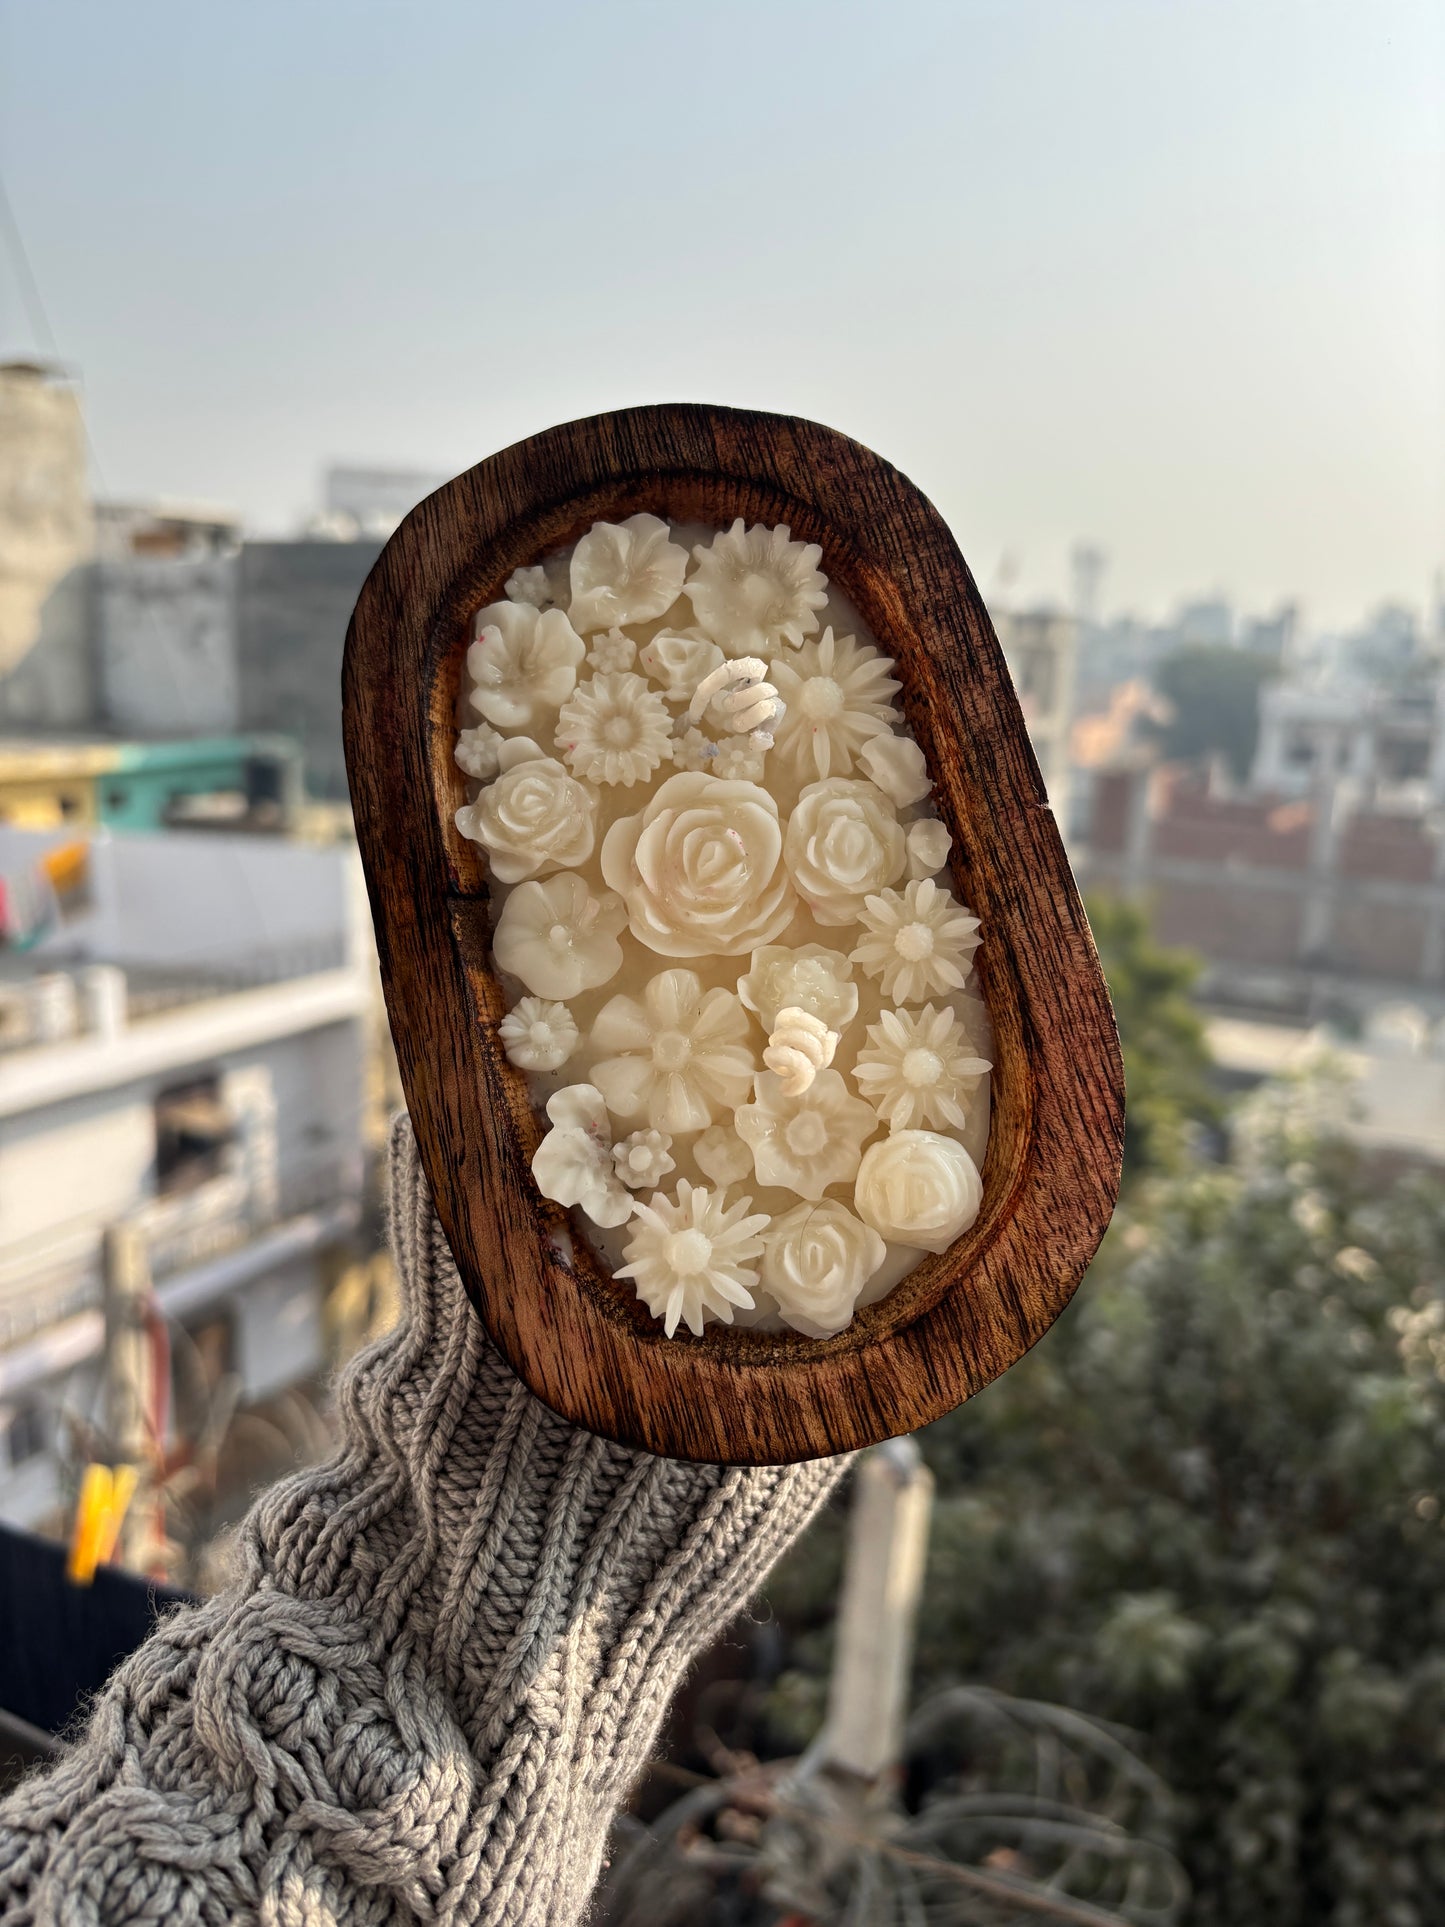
[0,1117,847,1926]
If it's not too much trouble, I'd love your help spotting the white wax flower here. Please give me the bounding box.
[688,658,782,736]
[590,968,756,1134]
[497,996,579,1072]
[617,1179,769,1337]
[505,564,560,609]
[684,519,828,659]
[612,1128,676,1190]
[587,627,637,673]
[857,732,932,807]
[531,1083,633,1229]
[638,630,725,703]
[784,778,907,927]
[737,943,858,1034]
[468,602,586,732]
[763,1007,838,1096]
[851,878,982,1004]
[693,1125,754,1188]
[669,727,717,773]
[555,672,672,788]
[602,771,796,959]
[771,629,900,782]
[853,1003,991,1134]
[455,722,505,781]
[906,817,952,879]
[568,513,689,633]
[760,1200,886,1339]
[712,738,767,783]
[735,1068,877,1202]
[455,738,597,884]
[493,872,627,999]
[854,1130,983,1253]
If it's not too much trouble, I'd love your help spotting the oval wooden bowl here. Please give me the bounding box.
[343,403,1123,1465]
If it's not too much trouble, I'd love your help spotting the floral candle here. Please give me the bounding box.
[456,515,991,1341]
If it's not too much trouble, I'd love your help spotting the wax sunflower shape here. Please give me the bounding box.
[455,737,597,883]
[602,772,796,958]
[531,1084,633,1229]
[906,817,952,878]
[568,513,690,633]
[638,630,725,703]
[857,731,932,807]
[737,943,858,1035]
[736,1068,877,1202]
[493,872,627,1000]
[851,878,982,1004]
[467,602,586,733]
[692,1125,754,1188]
[554,672,672,788]
[589,968,755,1134]
[853,1003,991,1133]
[497,996,579,1072]
[784,778,907,927]
[854,1130,983,1253]
[770,629,900,782]
[454,722,505,781]
[760,1200,886,1339]
[612,1129,676,1190]
[587,627,637,673]
[616,1179,770,1337]
[684,519,828,659]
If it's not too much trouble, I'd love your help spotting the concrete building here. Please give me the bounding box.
[995,607,1078,826]
[1251,675,1445,813]
[0,364,94,733]
[0,827,376,1533]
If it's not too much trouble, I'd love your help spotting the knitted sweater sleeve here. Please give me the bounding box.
[0,1118,848,1927]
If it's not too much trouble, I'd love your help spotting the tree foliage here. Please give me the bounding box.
[1150,645,1276,781]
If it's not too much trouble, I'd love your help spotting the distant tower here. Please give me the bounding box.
[1070,543,1106,628]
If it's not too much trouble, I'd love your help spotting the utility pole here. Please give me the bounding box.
[101,1222,158,1571]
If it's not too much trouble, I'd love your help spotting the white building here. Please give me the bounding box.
[1251,675,1445,812]
[995,607,1078,827]
[0,828,376,1531]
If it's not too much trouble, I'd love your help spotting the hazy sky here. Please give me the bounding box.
[1,0,1440,629]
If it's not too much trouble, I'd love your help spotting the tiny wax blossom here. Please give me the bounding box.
[693,1125,754,1188]
[906,818,952,878]
[616,1179,769,1337]
[613,1128,676,1190]
[493,873,626,1000]
[851,878,981,1004]
[852,1003,991,1134]
[771,629,901,782]
[498,997,579,1072]
[531,1084,633,1228]
[669,727,717,772]
[468,602,586,733]
[587,627,638,673]
[735,1068,878,1202]
[555,672,672,788]
[455,722,505,782]
[711,738,768,782]
[684,519,828,658]
[568,514,689,633]
[858,732,932,808]
[639,631,725,703]
[506,564,560,609]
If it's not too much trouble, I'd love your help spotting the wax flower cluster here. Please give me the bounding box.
[456,515,990,1341]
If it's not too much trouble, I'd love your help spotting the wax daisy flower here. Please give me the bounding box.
[711,738,767,783]
[851,878,982,1004]
[493,872,627,1000]
[555,672,672,787]
[568,513,690,633]
[617,1179,769,1337]
[738,943,859,1034]
[760,1200,886,1339]
[497,996,579,1072]
[770,629,900,782]
[784,777,907,927]
[586,627,637,673]
[612,1129,675,1191]
[590,968,755,1133]
[855,1130,983,1253]
[693,1125,754,1188]
[468,601,586,732]
[669,727,717,773]
[454,722,506,782]
[455,737,597,883]
[684,520,828,659]
[531,1083,633,1229]
[736,1068,877,1202]
[853,1003,991,1133]
[638,630,725,703]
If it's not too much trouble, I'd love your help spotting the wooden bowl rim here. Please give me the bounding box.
[343,402,1123,1464]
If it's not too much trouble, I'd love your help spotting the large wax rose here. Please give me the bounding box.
[854,1129,983,1253]
[601,771,797,958]
[455,738,596,884]
[784,778,906,927]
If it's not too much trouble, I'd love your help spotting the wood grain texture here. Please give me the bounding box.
[342,404,1124,1465]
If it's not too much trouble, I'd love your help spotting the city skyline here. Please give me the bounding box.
[1,0,1440,630]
